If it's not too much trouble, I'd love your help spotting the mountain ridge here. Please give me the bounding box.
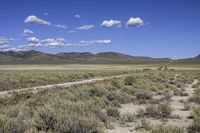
[0,50,199,64]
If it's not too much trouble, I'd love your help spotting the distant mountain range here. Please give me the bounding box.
[0,50,199,64]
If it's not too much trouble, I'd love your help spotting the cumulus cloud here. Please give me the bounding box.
[126,17,144,27]
[41,38,66,47]
[56,24,67,29]
[2,47,28,52]
[101,20,121,28]
[24,15,51,25]
[0,36,9,45]
[79,39,111,45]
[26,37,66,47]
[27,37,40,43]
[76,25,95,30]
[24,37,111,48]
[0,44,9,49]
[22,29,34,36]
[74,14,81,18]
[27,37,41,47]
[0,36,19,49]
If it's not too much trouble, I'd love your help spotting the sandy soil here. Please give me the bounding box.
[105,77,199,133]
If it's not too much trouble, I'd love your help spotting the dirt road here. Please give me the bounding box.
[0,74,128,97]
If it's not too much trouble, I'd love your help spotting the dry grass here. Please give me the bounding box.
[0,69,200,133]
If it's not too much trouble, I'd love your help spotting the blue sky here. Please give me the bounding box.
[0,0,200,58]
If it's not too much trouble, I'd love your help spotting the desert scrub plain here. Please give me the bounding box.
[0,69,130,91]
[0,70,200,133]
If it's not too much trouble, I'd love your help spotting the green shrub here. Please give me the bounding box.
[157,101,172,118]
[34,105,57,131]
[145,105,159,117]
[135,117,151,130]
[189,88,200,104]
[163,91,173,101]
[0,114,26,133]
[121,113,136,122]
[106,90,132,104]
[111,78,123,89]
[87,87,107,97]
[188,106,200,133]
[150,125,184,133]
[141,101,172,119]
[107,107,120,118]
[124,76,135,86]
[134,89,153,104]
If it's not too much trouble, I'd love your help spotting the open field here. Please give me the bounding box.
[0,65,200,133]
[0,64,200,71]
[0,69,130,91]
[1,64,199,92]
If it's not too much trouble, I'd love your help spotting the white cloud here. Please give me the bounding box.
[76,25,95,30]
[56,24,67,29]
[74,14,81,18]
[126,17,144,27]
[27,37,40,43]
[0,37,20,48]
[22,29,34,36]
[27,37,41,47]
[67,30,76,33]
[26,38,66,47]
[44,12,48,16]
[2,47,27,52]
[79,39,111,45]
[0,44,9,49]
[101,20,121,28]
[24,15,50,25]
[41,38,66,47]
[0,36,9,45]
[24,37,111,48]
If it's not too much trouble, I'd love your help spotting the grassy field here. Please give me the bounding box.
[0,69,131,91]
[0,64,156,91]
[1,68,200,133]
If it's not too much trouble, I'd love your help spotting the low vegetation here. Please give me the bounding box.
[188,106,200,133]
[0,69,129,91]
[0,69,200,133]
[150,125,185,133]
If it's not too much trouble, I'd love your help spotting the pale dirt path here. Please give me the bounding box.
[170,79,199,128]
[0,74,129,97]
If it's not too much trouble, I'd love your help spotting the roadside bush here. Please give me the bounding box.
[0,114,26,133]
[163,90,173,101]
[34,105,57,131]
[135,117,151,130]
[188,87,200,104]
[157,101,173,118]
[106,90,132,104]
[111,78,123,89]
[141,101,172,119]
[87,87,107,97]
[188,106,200,133]
[124,76,135,86]
[121,113,136,122]
[134,89,153,104]
[107,107,120,119]
[150,125,184,133]
[145,105,159,117]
